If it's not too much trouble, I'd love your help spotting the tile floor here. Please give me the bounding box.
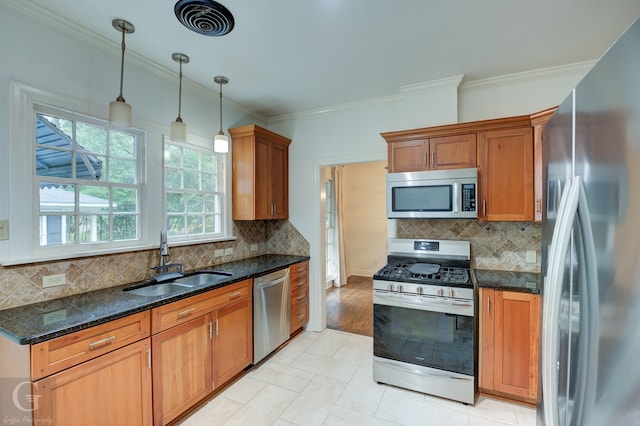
[178,329,537,426]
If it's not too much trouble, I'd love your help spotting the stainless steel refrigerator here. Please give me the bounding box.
[538,17,640,426]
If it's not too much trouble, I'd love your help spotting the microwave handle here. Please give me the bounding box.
[452,182,459,213]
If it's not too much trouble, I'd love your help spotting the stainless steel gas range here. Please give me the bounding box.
[372,238,477,405]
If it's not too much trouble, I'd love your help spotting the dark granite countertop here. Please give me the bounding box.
[0,254,309,345]
[472,269,541,294]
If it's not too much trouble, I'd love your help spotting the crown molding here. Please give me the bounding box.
[461,60,597,89]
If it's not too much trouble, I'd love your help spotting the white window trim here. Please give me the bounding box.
[3,80,234,266]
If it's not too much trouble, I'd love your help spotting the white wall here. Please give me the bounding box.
[342,161,388,277]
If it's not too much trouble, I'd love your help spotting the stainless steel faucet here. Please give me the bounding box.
[151,229,184,282]
[160,229,170,266]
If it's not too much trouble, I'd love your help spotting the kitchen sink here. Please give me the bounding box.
[173,271,232,286]
[123,271,232,297]
[123,282,194,297]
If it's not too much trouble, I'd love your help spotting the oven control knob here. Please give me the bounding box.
[398,285,404,293]
[438,288,444,297]
[449,289,455,298]
[387,283,395,292]
[416,286,424,295]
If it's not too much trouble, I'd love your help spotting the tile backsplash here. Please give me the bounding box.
[0,220,309,310]
[396,219,541,273]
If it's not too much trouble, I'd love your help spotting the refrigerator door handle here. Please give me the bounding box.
[573,180,600,424]
[542,176,580,426]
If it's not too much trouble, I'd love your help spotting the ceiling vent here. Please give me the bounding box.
[174,0,235,36]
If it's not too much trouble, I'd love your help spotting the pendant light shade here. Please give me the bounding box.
[170,53,190,142]
[214,76,229,153]
[109,19,135,128]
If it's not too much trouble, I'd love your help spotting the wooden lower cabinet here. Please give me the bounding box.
[212,298,253,387]
[152,315,212,426]
[33,338,153,426]
[289,261,309,335]
[479,288,540,403]
[151,279,253,425]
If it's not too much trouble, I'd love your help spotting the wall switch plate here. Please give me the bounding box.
[214,249,224,257]
[43,273,66,288]
[224,247,234,256]
[0,220,8,240]
[526,250,537,263]
[250,244,258,251]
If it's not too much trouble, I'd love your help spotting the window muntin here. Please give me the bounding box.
[165,142,223,239]
[35,112,141,247]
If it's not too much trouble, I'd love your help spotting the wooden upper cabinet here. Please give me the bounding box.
[384,133,476,173]
[230,124,291,220]
[478,127,534,221]
[387,139,429,172]
[430,134,477,170]
[531,107,558,222]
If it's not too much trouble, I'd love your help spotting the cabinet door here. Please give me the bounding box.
[269,141,288,219]
[33,339,152,426]
[429,134,477,170]
[493,291,540,400]
[479,288,495,391]
[212,298,253,387]
[533,124,544,222]
[478,127,534,221]
[152,315,212,426]
[388,140,428,172]
[254,136,272,219]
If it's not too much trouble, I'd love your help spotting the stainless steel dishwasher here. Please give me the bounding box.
[253,268,290,363]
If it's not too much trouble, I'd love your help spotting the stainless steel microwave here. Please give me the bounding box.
[386,168,478,219]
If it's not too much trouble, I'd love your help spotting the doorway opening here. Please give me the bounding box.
[320,161,387,337]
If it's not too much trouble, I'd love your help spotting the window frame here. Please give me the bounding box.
[162,136,230,244]
[35,106,145,248]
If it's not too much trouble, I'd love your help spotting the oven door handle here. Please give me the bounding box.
[374,291,473,316]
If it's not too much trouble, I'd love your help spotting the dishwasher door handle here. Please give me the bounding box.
[255,275,288,290]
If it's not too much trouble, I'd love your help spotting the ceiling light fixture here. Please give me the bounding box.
[170,53,190,142]
[214,76,229,153]
[109,19,135,128]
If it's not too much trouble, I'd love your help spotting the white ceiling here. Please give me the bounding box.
[23,0,640,119]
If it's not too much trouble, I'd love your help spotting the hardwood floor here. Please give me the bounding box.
[326,275,373,337]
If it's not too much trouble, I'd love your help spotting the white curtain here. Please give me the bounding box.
[334,166,347,287]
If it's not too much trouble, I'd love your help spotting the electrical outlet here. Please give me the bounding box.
[43,273,66,288]
[224,247,233,256]
[214,249,224,257]
[250,244,258,251]
[526,250,537,263]
[0,220,8,241]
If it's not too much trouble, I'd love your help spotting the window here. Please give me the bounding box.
[35,111,143,247]
[164,142,225,241]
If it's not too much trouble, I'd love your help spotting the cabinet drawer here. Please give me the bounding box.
[31,311,151,380]
[291,286,308,306]
[290,301,308,334]
[151,280,251,333]
[290,261,308,281]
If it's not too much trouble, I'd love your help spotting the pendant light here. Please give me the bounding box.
[109,19,135,128]
[214,76,229,153]
[170,53,189,142]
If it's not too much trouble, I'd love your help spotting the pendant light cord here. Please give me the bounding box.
[177,60,183,121]
[218,83,223,135]
[117,26,126,102]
